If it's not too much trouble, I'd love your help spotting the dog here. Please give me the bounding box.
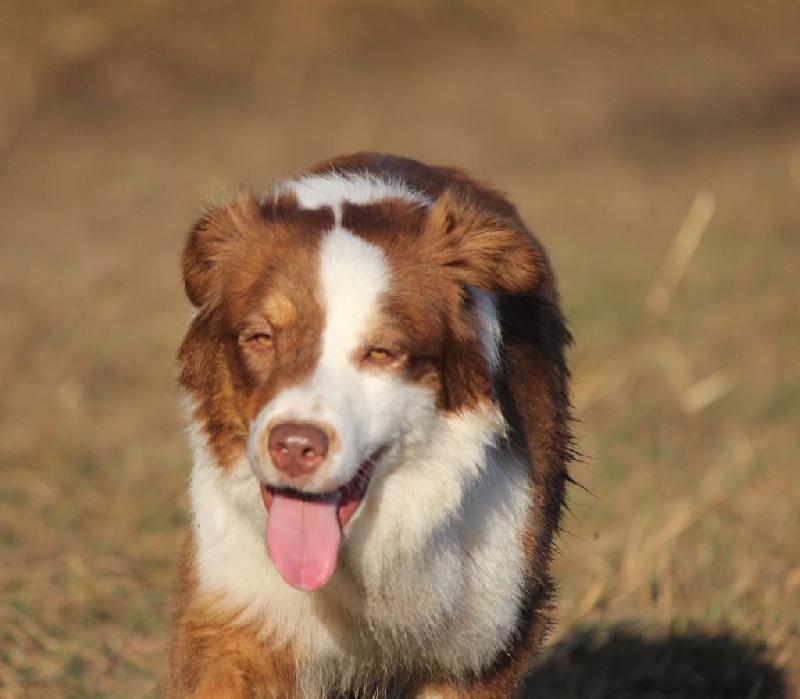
[167,153,573,698]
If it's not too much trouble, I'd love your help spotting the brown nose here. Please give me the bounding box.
[267,422,329,478]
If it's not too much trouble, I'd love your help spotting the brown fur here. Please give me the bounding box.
[168,153,573,698]
[178,192,334,467]
[167,535,298,698]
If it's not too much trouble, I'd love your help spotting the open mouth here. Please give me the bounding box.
[259,460,375,592]
[260,459,374,528]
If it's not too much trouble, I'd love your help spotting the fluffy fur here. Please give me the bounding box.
[167,153,573,698]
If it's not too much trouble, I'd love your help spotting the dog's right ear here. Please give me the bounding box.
[182,192,264,308]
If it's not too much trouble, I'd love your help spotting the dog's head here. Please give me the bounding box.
[178,167,550,590]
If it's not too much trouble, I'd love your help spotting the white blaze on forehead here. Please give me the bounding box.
[246,225,400,490]
[319,226,390,358]
[280,172,431,224]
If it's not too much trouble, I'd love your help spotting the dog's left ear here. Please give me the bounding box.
[424,188,553,297]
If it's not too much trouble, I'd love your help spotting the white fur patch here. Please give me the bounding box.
[280,172,432,225]
[248,227,436,495]
[468,286,502,375]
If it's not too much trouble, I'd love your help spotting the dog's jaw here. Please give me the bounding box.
[187,400,530,690]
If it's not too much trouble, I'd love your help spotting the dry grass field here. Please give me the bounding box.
[1,2,798,697]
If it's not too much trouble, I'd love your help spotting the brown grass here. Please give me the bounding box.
[1,1,799,697]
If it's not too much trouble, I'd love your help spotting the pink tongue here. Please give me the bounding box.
[265,493,342,591]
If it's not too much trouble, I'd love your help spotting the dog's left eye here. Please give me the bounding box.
[364,348,394,364]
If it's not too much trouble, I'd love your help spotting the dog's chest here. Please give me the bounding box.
[190,434,530,693]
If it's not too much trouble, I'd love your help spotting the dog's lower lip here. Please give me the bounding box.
[260,460,375,528]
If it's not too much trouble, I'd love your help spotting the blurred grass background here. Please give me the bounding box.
[0,1,798,697]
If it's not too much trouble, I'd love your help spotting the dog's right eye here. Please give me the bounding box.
[248,332,274,347]
[239,327,275,350]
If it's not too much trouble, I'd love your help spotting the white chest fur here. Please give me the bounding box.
[187,405,530,697]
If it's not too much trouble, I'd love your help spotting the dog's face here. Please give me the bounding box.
[178,177,546,590]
